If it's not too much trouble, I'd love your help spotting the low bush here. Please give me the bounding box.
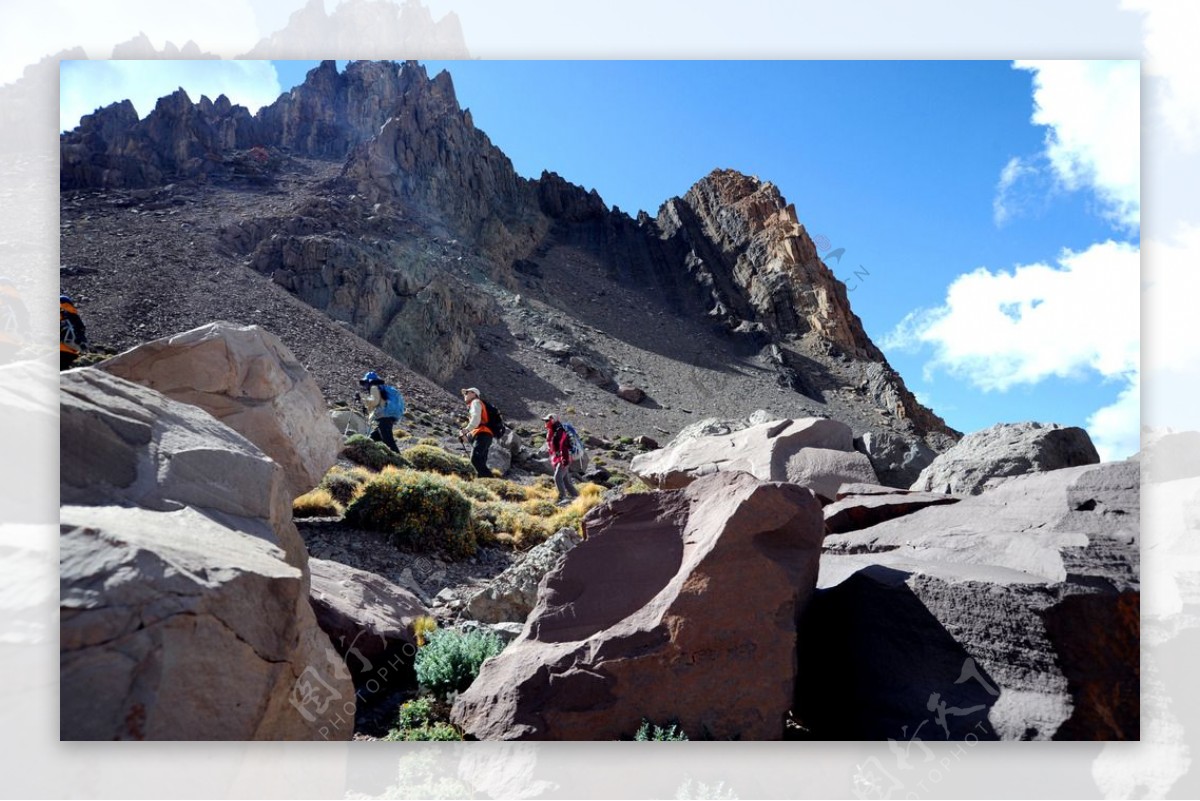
[477,478,528,502]
[414,627,506,696]
[341,434,411,471]
[318,467,365,506]
[292,488,342,519]
[383,697,463,741]
[401,444,477,481]
[343,468,476,557]
[412,615,438,648]
[634,719,689,741]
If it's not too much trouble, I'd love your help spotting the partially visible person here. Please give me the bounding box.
[0,278,30,363]
[459,387,494,478]
[543,413,579,506]
[59,293,87,370]
[358,370,405,453]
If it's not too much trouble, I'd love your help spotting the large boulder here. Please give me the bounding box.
[823,488,960,535]
[908,421,1100,496]
[630,417,872,499]
[309,558,429,686]
[463,528,583,624]
[60,369,352,739]
[801,461,1139,740]
[100,321,341,496]
[451,471,825,740]
[854,429,938,489]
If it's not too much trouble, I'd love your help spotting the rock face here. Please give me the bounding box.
[909,422,1101,495]
[101,322,341,497]
[309,558,428,686]
[60,369,351,739]
[803,461,1139,740]
[451,471,825,740]
[630,416,877,500]
[463,527,584,624]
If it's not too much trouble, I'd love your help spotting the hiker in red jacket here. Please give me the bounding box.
[543,413,579,506]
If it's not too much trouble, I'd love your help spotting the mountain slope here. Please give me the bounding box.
[59,59,958,484]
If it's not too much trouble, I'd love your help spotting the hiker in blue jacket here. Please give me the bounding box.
[358,371,405,453]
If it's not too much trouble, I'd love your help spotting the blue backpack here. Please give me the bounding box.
[561,422,585,457]
[378,385,406,419]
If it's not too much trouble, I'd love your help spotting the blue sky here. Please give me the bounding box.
[60,59,1141,459]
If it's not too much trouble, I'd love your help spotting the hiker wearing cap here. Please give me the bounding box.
[544,413,579,506]
[358,371,405,453]
[459,387,494,478]
[59,293,87,370]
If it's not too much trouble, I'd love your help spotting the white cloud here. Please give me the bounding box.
[1011,60,1140,231]
[884,240,1140,459]
[1087,374,1140,463]
[1123,0,1200,149]
[993,156,1042,227]
[60,60,283,132]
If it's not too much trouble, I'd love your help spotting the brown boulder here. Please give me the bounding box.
[451,471,825,740]
[101,321,340,497]
[309,558,429,686]
[823,489,960,535]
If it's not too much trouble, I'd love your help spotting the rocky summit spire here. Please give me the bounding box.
[658,168,883,360]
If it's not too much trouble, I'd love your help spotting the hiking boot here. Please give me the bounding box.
[555,498,572,507]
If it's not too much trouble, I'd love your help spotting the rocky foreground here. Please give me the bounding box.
[58,323,1136,741]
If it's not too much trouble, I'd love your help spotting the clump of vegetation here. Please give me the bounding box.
[292,488,342,519]
[416,436,442,448]
[477,477,529,502]
[318,466,366,506]
[343,467,476,557]
[412,615,438,648]
[634,719,689,741]
[382,696,463,741]
[341,434,411,471]
[448,476,498,503]
[414,627,506,696]
[401,444,477,481]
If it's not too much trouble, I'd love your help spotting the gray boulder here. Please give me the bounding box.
[854,429,938,489]
[802,461,1139,740]
[60,369,351,740]
[631,416,872,499]
[463,528,584,624]
[909,421,1100,496]
[100,321,341,497]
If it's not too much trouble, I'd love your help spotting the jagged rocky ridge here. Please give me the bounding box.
[59,59,957,471]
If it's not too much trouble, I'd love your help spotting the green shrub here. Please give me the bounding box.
[319,468,365,506]
[343,469,476,557]
[415,627,505,696]
[634,719,688,741]
[341,434,411,471]
[382,697,463,741]
[402,444,477,481]
[452,478,498,503]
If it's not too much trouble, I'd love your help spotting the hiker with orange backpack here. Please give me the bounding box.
[60,293,87,370]
[459,387,502,478]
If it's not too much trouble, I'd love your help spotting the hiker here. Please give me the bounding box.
[458,387,495,478]
[543,413,580,506]
[59,293,87,370]
[0,278,30,364]
[358,371,405,453]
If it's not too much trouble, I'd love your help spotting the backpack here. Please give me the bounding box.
[561,421,585,457]
[378,385,405,419]
[482,399,507,437]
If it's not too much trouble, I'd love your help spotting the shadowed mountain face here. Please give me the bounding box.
[59,59,958,464]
